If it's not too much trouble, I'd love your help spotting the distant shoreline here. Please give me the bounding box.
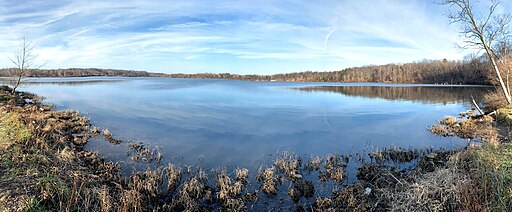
[0,76,494,88]
[0,58,493,85]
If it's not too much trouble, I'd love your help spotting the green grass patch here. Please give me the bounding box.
[25,198,50,212]
[0,94,13,103]
[497,105,512,124]
[0,112,32,149]
[36,174,70,196]
[475,143,512,210]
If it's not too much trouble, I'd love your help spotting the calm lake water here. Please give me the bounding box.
[10,77,491,172]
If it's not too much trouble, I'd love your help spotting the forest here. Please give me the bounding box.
[0,68,166,78]
[168,58,490,84]
[0,58,491,85]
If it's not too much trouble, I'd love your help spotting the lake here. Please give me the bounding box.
[9,77,491,174]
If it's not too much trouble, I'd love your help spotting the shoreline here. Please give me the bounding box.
[0,86,509,211]
[1,76,495,88]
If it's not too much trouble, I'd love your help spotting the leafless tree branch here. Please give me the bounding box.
[8,35,40,94]
[441,0,512,104]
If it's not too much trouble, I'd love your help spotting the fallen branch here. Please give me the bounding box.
[471,95,484,115]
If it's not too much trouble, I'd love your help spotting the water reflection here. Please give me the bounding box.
[297,85,493,106]
[9,78,491,174]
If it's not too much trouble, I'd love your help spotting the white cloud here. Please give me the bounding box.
[0,0,487,74]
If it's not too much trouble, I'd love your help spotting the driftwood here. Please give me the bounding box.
[471,95,484,115]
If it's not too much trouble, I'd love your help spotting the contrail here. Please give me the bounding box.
[323,26,338,54]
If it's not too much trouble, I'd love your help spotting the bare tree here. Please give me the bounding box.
[8,35,39,94]
[441,0,512,104]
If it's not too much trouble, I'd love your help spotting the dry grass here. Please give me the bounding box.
[216,170,245,210]
[274,150,303,180]
[331,184,370,211]
[287,180,315,203]
[235,168,249,183]
[305,156,323,172]
[257,167,279,195]
[165,163,182,193]
[430,114,497,142]
[369,146,422,163]
[378,148,507,212]
[92,126,100,136]
[128,143,160,162]
[102,129,111,139]
[2,87,509,211]
[325,153,349,183]
[472,143,512,210]
[484,91,507,111]
[440,116,458,126]
[98,186,112,212]
[314,197,333,210]
[429,124,447,135]
[182,177,204,199]
[384,168,462,211]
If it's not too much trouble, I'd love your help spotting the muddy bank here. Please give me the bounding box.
[0,87,506,211]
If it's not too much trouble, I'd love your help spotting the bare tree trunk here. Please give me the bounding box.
[9,35,39,94]
[442,0,512,104]
[471,95,484,114]
[486,45,512,104]
[507,65,510,96]
[11,74,22,94]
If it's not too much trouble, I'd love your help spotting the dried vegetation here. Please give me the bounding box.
[1,87,510,211]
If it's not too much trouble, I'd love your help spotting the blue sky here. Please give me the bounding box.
[0,0,510,74]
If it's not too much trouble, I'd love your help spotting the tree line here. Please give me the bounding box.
[0,68,166,78]
[0,58,493,85]
[167,58,491,85]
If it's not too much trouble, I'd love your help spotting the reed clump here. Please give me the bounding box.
[287,180,315,202]
[128,143,161,162]
[324,153,349,182]
[439,116,457,126]
[274,150,303,180]
[369,146,424,163]
[102,129,111,140]
[305,156,323,172]
[215,171,248,210]
[430,113,496,141]
[257,167,280,195]
[102,128,123,144]
[165,163,182,193]
[235,167,249,183]
[92,126,100,135]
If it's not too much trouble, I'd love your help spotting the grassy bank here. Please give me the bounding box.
[0,86,120,211]
[473,143,512,210]
[428,109,512,210]
[0,86,510,211]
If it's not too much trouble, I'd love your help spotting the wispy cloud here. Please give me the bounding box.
[0,0,505,74]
